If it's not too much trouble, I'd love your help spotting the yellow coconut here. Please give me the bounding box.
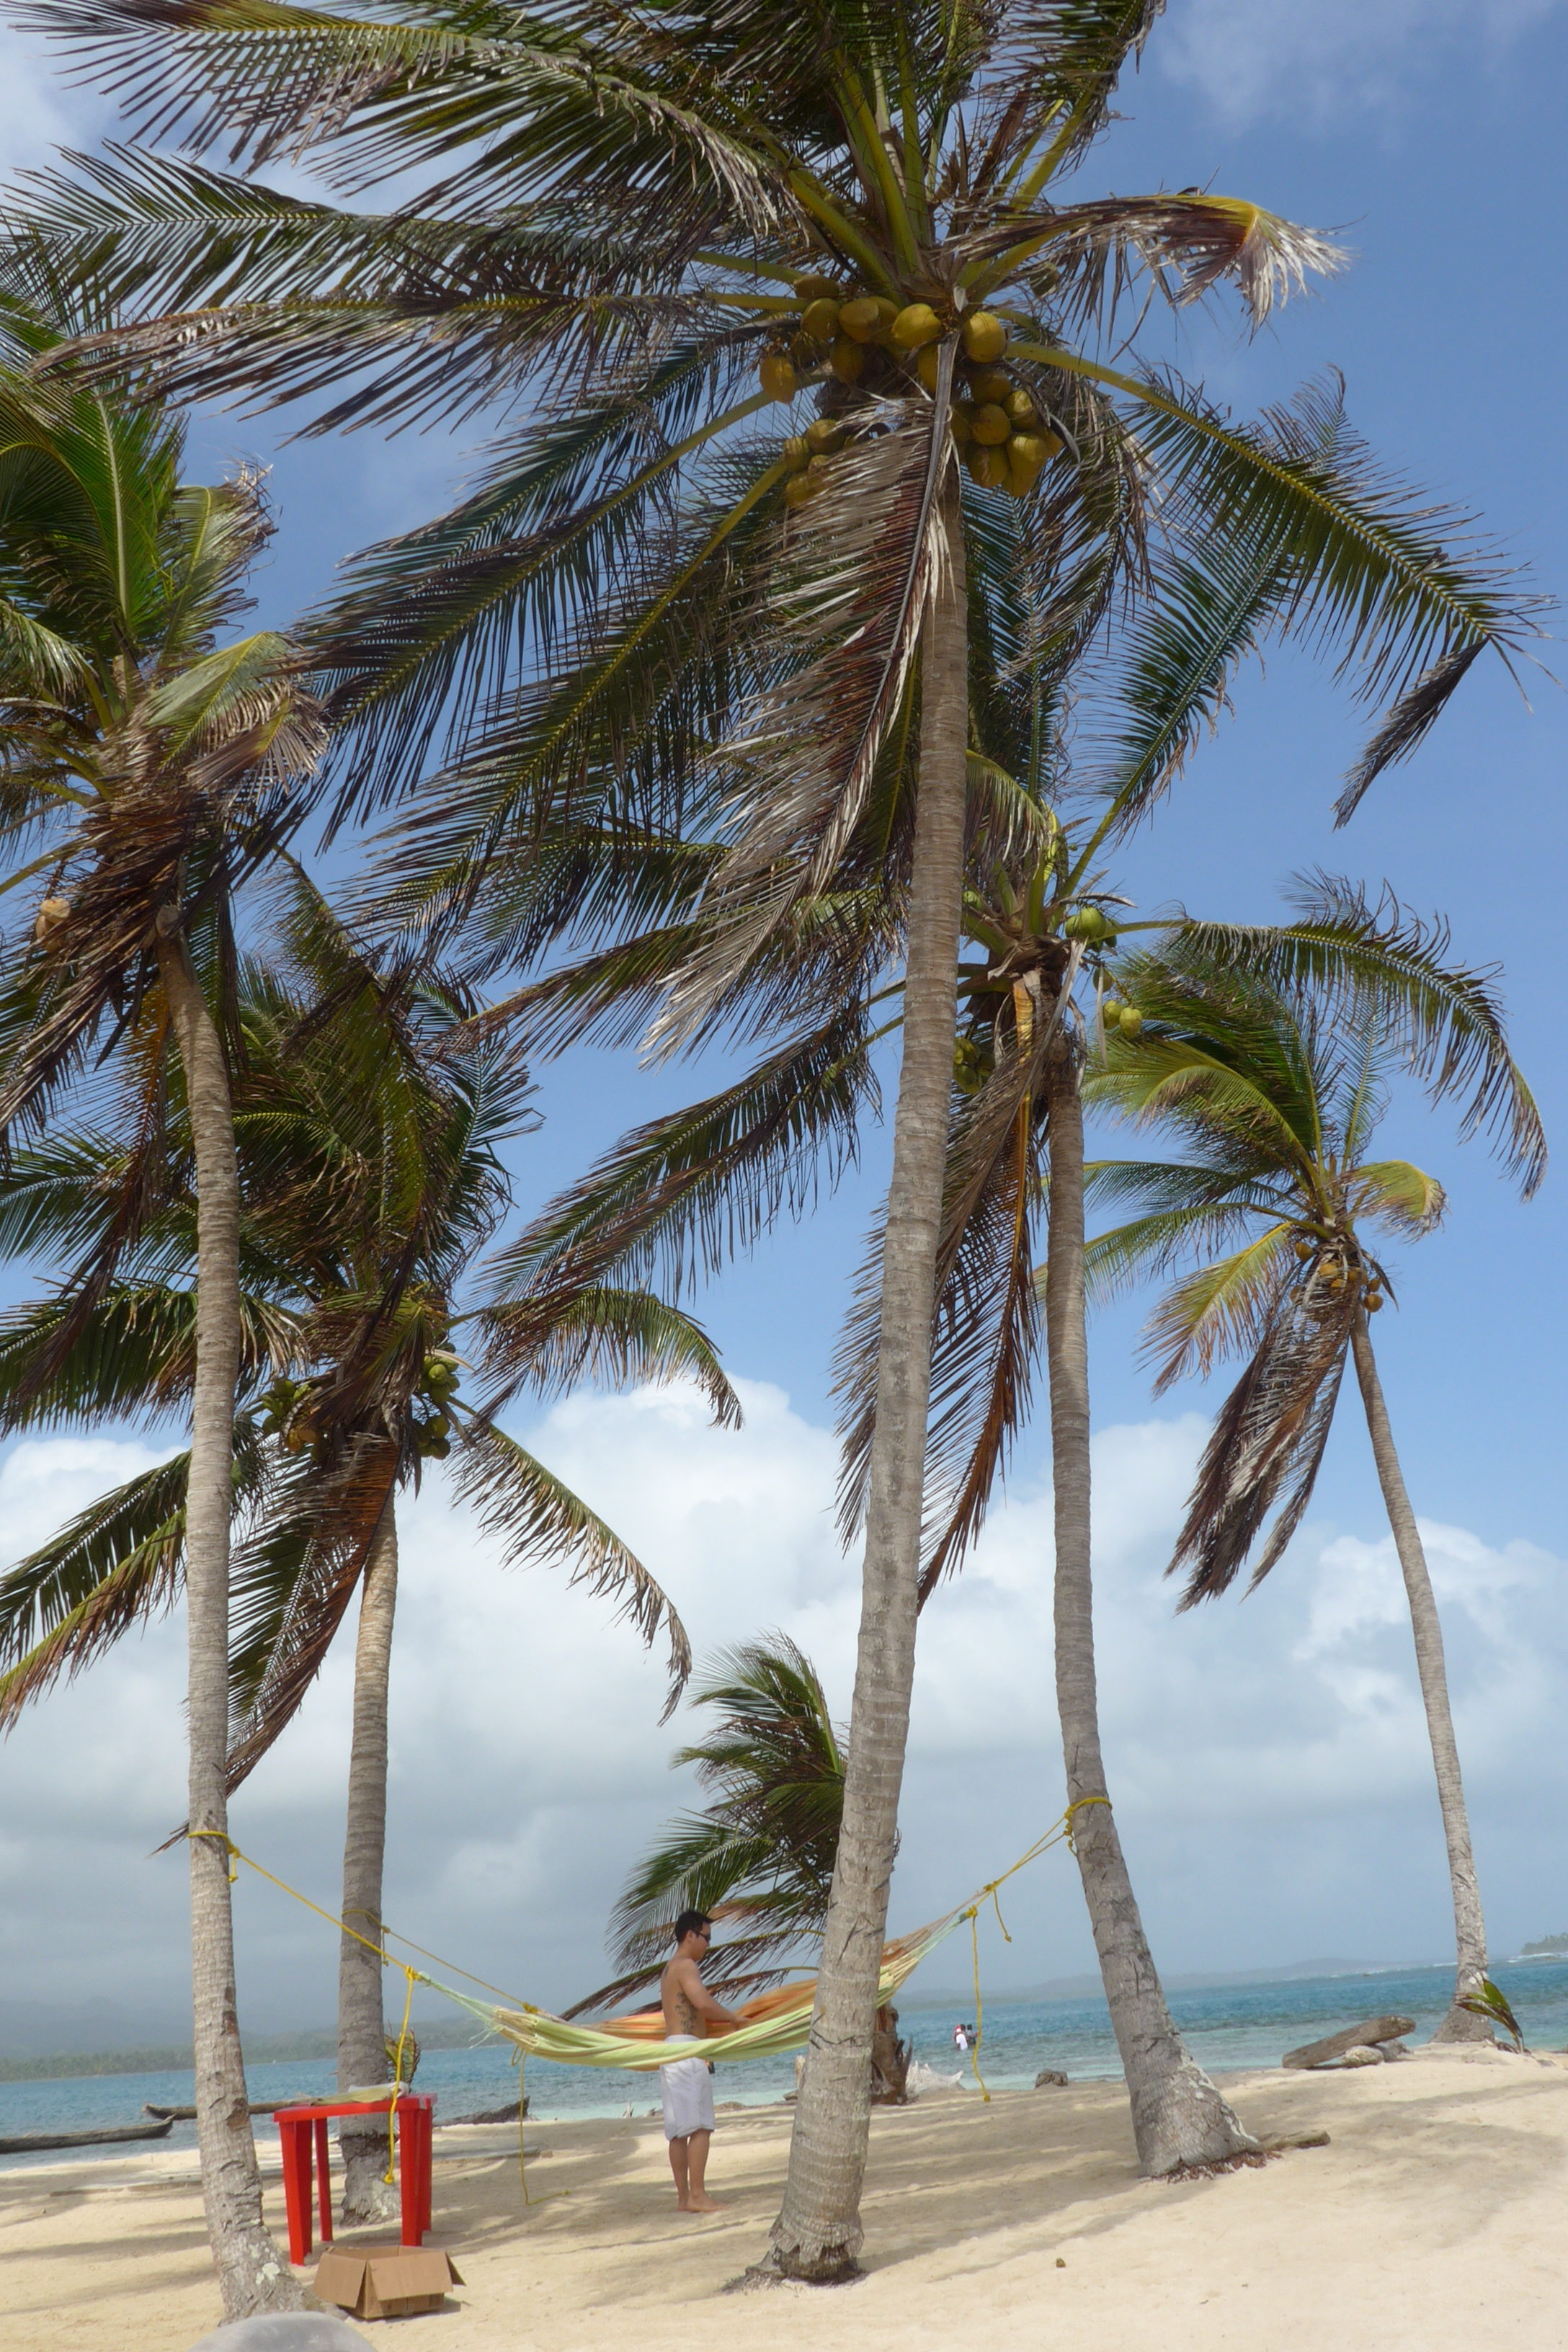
[782,433,810,466]
[971,402,1012,446]
[32,895,71,943]
[891,300,943,349]
[759,352,798,401]
[839,295,898,343]
[970,367,1014,406]
[793,273,841,303]
[950,399,975,445]
[1118,1005,1143,1037]
[1007,432,1053,471]
[800,297,841,344]
[961,311,1009,362]
[805,416,845,454]
[914,344,943,392]
[1005,388,1040,427]
[831,337,867,383]
[967,445,1010,491]
[783,472,816,507]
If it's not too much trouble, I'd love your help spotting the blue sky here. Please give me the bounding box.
[1,1,1566,2041]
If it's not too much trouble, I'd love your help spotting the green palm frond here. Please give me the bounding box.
[449,1417,691,1715]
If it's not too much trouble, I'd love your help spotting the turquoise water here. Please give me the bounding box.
[5,1956,1566,2173]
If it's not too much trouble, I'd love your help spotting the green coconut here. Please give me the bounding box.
[971,402,1012,445]
[783,472,816,507]
[793,273,841,303]
[949,399,976,445]
[831,337,867,383]
[805,416,846,454]
[1118,1005,1143,1036]
[801,297,840,343]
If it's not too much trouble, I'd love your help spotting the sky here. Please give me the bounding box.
[1,0,1566,2046]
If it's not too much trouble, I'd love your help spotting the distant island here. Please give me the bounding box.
[1515,1934,1568,1958]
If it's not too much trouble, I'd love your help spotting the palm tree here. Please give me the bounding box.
[565,1633,912,2099]
[13,0,1540,2266]
[0,283,324,2315]
[0,884,735,2219]
[1080,890,1544,2042]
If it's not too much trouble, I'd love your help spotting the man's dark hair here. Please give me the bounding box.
[672,1909,712,1946]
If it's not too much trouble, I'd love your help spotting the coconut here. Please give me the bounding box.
[831,337,867,383]
[915,344,943,391]
[1366,1292,1384,1311]
[783,472,816,507]
[949,399,975,445]
[967,445,1010,491]
[1005,388,1040,427]
[801,297,840,343]
[839,295,897,342]
[1064,906,1109,941]
[1007,431,1051,471]
[1101,999,1123,1023]
[805,416,845,454]
[970,368,1014,406]
[962,311,1009,362]
[971,402,1012,445]
[1295,1239,1315,1260]
[1118,1005,1143,1036]
[891,300,943,349]
[32,895,71,941]
[782,433,810,466]
[759,352,797,401]
[793,273,841,303]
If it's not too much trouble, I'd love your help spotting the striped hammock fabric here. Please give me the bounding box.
[481,1912,967,2072]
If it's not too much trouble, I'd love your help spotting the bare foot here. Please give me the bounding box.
[675,2198,694,2212]
[686,2193,728,2212]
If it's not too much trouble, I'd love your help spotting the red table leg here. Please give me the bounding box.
[279,2117,313,2266]
[421,2101,433,2235]
[396,2097,432,2247]
[316,2115,333,2245]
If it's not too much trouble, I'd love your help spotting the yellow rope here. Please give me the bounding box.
[956,1796,1112,2101]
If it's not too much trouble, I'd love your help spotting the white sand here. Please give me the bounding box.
[6,2046,1568,2351]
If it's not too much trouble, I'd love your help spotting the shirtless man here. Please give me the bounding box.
[659,1910,741,2213]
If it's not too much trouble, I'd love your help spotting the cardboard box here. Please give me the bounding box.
[313,2245,463,2320]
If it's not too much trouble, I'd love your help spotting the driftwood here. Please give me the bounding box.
[1281,2016,1416,2070]
[1035,2069,1069,2088]
[0,2117,175,2154]
[143,2098,325,2120]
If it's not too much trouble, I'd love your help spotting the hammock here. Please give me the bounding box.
[193,1801,1102,2077]
[480,1912,966,2072]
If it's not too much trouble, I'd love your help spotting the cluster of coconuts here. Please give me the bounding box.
[1058,904,1144,1035]
[1294,1234,1384,1311]
[413,1350,462,1459]
[760,275,1062,503]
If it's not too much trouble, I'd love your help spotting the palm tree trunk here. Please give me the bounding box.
[1043,1043,1257,2173]
[156,920,301,2317]
[338,1491,403,2221]
[765,489,968,2282]
[1350,1314,1490,2041]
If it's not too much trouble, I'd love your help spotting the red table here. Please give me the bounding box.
[273,2096,434,2267]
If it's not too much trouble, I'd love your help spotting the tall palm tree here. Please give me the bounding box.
[0,885,734,2219]
[1080,893,1544,2042]
[0,285,324,2315]
[12,0,1540,2268]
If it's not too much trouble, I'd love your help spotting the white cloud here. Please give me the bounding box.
[1157,0,1562,126]
[1,1384,1565,2046]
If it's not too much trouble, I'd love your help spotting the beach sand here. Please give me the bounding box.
[6,2045,1567,2351]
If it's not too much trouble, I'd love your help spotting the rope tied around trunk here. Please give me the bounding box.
[958,1796,1111,2098]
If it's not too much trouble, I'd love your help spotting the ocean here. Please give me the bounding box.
[5,1955,1567,2173]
